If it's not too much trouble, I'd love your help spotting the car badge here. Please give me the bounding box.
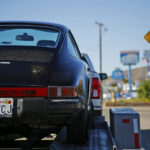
[0,61,11,64]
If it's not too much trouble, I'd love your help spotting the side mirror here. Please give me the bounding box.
[99,73,108,80]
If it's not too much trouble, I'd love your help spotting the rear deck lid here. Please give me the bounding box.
[0,25,61,86]
[0,46,54,86]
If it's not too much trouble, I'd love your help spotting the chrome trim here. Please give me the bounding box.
[88,105,91,111]
[0,61,10,64]
[93,107,102,110]
[91,98,101,100]
[57,87,61,96]
[51,99,80,102]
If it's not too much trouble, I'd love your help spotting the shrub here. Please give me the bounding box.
[138,80,150,99]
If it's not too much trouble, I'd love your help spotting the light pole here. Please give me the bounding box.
[95,21,106,73]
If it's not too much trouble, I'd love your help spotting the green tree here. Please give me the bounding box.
[116,87,122,93]
[138,80,150,99]
[122,78,128,84]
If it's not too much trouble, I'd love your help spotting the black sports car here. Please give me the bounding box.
[0,21,92,144]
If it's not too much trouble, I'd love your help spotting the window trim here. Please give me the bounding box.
[0,25,61,48]
[67,33,79,58]
[68,31,82,58]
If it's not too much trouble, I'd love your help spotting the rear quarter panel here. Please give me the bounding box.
[49,35,90,107]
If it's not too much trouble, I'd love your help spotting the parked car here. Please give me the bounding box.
[0,21,93,144]
[81,53,107,115]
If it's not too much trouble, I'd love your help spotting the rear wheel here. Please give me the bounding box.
[99,109,102,116]
[67,110,88,145]
[94,109,102,116]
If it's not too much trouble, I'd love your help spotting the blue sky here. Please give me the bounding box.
[0,0,150,75]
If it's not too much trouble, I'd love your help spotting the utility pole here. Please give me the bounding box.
[95,21,104,73]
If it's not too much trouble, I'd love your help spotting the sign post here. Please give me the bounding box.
[144,30,150,78]
[147,60,149,74]
[143,50,150,79]
[120,51,139,97]
[111,68,125,98]
[129,64,132,97]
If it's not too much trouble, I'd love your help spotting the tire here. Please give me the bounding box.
[94,109,102,116]
[99,109,102,116]
[67,110,89,145]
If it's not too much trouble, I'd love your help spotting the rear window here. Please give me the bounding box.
[0,26,60,48]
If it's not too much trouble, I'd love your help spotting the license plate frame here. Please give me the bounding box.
[0,98,13,118]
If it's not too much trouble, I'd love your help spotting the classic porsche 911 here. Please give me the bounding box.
[0,21,92,144]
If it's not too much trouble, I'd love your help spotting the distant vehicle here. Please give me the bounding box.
[81,53,107,115]
[103,92,112,101]
[0,21,93,144]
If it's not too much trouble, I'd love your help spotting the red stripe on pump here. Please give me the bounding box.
[0,87,47,97]
[122,119,130,123]
[134,133,140,148]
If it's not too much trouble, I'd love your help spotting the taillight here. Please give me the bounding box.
[48,87,58,97]
[48,87,78,97]
[0,87,47,97]
[92,78,101,98]
[0,86,78,98]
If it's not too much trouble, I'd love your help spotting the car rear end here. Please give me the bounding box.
[0,23,82,137]
[90,73,103,115]
[0,87,82,136]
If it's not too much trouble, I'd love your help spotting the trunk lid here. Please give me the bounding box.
[0,46,54,86]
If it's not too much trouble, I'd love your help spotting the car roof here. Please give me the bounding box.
[0,21,69,32]
[0,21,69,48]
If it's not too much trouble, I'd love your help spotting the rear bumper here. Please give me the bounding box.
[92,99,103,115]
[0,98,82,129]
[92,99,102,110]
[93,106,102,111]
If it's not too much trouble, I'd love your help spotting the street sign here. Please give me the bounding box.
[144,31,150,43]
[111,68,125,80]
[143,50,150,78]
[142,58,149,63]
[120,51,139,65]
[143,50,150,61]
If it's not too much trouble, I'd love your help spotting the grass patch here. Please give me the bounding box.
[105,98,150,106]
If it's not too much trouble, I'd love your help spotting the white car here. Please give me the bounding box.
[81,53,107,115]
